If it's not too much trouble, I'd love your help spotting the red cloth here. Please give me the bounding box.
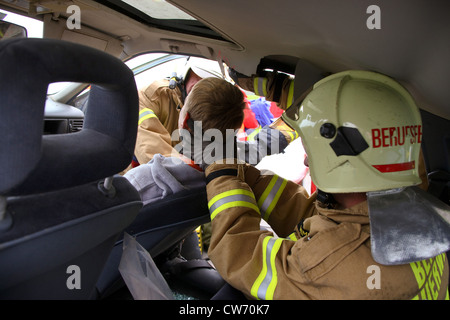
[241,90,259,129]
[243,108,258,129]
[269,102,283,118]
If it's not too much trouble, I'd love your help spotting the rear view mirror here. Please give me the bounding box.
[0,20,27,40]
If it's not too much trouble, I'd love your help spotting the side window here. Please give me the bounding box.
[68,53,189,112]
[0,9,43,38]
[132,56,188,90]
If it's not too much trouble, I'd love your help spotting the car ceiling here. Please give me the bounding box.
[173,0,450,120]
[1,0,449,120]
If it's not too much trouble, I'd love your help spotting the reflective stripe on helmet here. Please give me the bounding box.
[281,70,423,192]
[138,108,158,125]
[373,161,415,173]
[251,236,283,300]
[208,188,259,221]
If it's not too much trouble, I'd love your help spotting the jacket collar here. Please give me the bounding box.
[315,200,370,225]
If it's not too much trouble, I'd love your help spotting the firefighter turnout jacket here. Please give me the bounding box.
[134,79,183,165]
[237,72,294,111]
[205,162,449,300]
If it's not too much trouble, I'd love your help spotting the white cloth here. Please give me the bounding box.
[124,154,206,206]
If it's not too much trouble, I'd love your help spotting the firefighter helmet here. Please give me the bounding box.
[282,70,422,193]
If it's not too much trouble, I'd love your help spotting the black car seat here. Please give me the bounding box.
[95,185,219,298]
[0,38,142,299]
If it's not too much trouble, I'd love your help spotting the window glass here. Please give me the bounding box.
[121,0,196,20]
[132,56,188,90]
[0,9,43,38]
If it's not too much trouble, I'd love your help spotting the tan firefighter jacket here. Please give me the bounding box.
[237,72,294,111]
[205,162,449,300]
[134,79,183,165]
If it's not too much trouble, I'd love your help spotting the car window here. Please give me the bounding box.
[127,53,188,90]
[0,8,43,38]
[66,53,203,112]
[100,0,226,41]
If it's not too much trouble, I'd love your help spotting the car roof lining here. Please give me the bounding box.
[1,0,449,120]
[171,0,450,120]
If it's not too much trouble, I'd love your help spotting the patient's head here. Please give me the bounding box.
[178,77,245,134]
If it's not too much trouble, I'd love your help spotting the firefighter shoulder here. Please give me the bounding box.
[230,68,294,111]
[205,70,449,300]
[134,79,183,166]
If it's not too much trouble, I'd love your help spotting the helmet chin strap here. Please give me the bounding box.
[317,189,336,208]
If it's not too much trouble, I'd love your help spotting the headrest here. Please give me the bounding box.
[0,38,138,195]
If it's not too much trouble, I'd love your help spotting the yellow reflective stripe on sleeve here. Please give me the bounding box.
[257,175,288,221]
[287,129,299,142]
[286,130,295,142]
[208,189,259,221]
[251,236,283,300]
[287,232,298,241]
[273,121,299,142]
[138,108,158,125]
[253,77,268,97]
[286,80,295,108]
[246,126,262,142]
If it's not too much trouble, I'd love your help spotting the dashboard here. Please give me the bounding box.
[44,97,84,134]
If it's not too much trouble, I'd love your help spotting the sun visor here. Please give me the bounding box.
[367,186,450,265]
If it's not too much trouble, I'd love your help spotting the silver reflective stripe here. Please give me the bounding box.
[251,236,283,300]
[257,237,277,299]
[209,193,256,216]
[258,175,287,221]
[208,189,259,221]
[138,108,157,125]
[254,77,267,96]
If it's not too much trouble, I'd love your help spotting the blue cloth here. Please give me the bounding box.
[250,98,273,127]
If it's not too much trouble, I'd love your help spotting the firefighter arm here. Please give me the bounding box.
[206,162,314,240]
[205,162,310,299]
[231,69,295,110]
[134,89,179,164]
[134,121,178,164]
[243,164,316,237]
[268,118,299,144]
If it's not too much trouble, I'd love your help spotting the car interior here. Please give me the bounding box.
[0,0,449,300]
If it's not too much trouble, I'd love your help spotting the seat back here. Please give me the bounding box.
[0,38,142,299]
[96,186,210,298]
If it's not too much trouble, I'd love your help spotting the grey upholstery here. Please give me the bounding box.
[0,38,142,299]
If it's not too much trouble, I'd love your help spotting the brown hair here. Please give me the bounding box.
[183,77,245,134]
